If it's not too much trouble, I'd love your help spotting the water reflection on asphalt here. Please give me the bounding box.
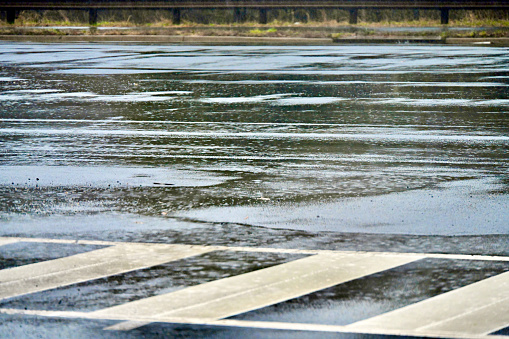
[0,43,508,332]
[1,43,508,245]
[1,42,508,242]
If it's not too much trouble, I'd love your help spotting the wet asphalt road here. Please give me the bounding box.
[0,42,508,338]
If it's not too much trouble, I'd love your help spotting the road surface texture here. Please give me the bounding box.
[1,42,508,338]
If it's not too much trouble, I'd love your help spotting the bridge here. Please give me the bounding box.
[1,0,509,26]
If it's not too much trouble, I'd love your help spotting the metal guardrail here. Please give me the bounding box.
[1,0,509,25]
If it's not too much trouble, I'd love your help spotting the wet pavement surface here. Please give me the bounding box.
[0,314,423,339]
[0,248,308,312]
[0,42,508,338]
[231,258,509,325]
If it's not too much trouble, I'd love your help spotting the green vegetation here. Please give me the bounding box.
[1,7,508,39]
[331,32,355,39]
[1,8,508,27]
[248,28,278,36]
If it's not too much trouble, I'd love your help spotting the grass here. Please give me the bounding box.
[1,9,508,38]
[1,26,508,38]
[331,32,355,38]
[0,27,88,35]
[451,19,509,27]
[248,28,278,36]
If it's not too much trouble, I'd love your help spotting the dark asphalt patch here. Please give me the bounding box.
[492,326,509,336]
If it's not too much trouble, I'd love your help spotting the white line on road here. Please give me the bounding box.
[1,237,509,338]
[0,308,498,339]
[91,252,421,328]
[0,243,214,300]
[0,237,21,247]
[3,236,509,262]
[346,270,509,336]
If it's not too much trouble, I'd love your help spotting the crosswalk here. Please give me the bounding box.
[0,243,213,300]
[347,271,509,337]
[1,236,508,338]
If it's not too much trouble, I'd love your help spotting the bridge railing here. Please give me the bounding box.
[1,0,509,25]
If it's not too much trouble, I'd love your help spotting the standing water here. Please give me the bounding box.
[0,43,508,250]
[1,42,509,337]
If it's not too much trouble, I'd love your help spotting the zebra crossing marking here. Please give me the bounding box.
[346,270,509,336]
[0,237,20,246]
[91,252,421,326]
[0,242,214,300]
[1,236,509,338]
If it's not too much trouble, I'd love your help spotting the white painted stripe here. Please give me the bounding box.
[4,237,120,246]
[422,298,509,336]
[0,308,495,339]
[208,319,490,339]
[2,237,508,338]
[2,237,509,262]
[0,243,213,300]
[91,252,421,322]
[0,237,20,247]
[347,270,509,336]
